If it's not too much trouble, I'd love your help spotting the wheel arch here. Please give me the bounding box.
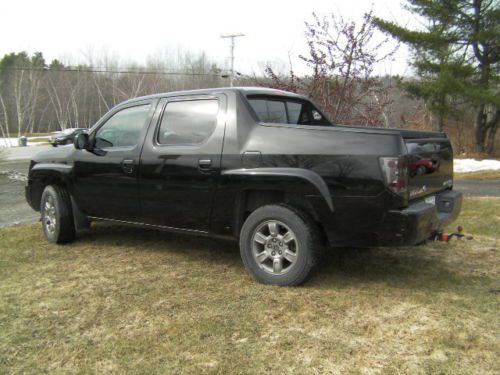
[220,168,333,241]
[27,163,73,211]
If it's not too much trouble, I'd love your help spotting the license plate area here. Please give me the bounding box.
[437,196,454,213]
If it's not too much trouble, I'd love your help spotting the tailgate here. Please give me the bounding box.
[404,135,453,200]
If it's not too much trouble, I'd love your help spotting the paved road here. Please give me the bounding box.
[454,179,500,197]
[3,144,53,160]
[1,155,499,228]
[0,160,39,228]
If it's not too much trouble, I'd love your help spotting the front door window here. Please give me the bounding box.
[95,104,151,149]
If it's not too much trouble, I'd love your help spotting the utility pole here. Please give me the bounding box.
[220,33,245,87]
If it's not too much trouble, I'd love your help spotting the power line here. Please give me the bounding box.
[2,66,222,77]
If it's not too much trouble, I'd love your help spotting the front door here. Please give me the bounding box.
[72,100,156,221]
[139,94,226,232]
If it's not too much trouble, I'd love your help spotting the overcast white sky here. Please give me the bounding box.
[0,0,416,76]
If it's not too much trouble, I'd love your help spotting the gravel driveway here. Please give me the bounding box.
[1,151,499,228]
[0,160,39,228]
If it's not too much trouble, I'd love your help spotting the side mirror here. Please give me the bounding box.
[74,132,90,150]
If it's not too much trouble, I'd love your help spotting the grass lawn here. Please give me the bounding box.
[27,138,51,143]
[1,198,499,374]
[24,133,53,137]
[454,170,500,180]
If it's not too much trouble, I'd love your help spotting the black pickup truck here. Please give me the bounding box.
[26,87,462,285]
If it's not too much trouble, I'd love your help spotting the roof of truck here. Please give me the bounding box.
[123,87,307,104]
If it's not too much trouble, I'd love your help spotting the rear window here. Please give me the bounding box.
[247,96,331,126]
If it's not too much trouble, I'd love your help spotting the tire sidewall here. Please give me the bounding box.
[240,205,314,286]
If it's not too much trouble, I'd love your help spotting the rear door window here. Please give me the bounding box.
[158,99,218,145]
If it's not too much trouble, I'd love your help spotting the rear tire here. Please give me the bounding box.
[239,204,319,286]
[41,185,76,244]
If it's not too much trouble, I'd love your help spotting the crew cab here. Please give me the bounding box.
[25,87,462,285]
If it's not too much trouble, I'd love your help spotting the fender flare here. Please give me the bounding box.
[221,167,334,212]
[30,162,73,174]
[29,163,73,184]
[27,163,74,210]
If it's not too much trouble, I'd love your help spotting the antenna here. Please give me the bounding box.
[220,33,245,86]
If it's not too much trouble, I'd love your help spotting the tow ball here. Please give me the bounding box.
[431,226,473,242]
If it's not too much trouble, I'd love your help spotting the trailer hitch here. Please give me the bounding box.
[431,226,473,242]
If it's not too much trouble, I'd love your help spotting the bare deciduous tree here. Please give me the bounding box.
[262,11,397,127]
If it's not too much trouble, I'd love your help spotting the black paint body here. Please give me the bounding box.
[26,87,462,247]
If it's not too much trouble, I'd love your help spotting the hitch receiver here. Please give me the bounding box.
[431,226,473,242]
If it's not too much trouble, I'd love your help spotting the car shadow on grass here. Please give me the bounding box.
[80,222,240,261]
[310,245,497,297]
[78,223,495,295]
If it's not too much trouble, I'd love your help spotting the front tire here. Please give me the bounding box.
[41,185,76,244]
[239,204,319,286]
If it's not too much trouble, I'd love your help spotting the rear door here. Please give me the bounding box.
[139,94,227,232]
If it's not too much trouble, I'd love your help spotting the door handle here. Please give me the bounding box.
[122,159,134,174]
[198,159,212,170]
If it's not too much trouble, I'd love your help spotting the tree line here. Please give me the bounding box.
[374,0,499,153]
[0,51,225,138]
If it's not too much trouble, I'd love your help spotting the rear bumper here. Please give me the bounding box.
[378,190,462,246]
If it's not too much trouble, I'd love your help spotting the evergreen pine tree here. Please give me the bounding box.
[374,0,499,153]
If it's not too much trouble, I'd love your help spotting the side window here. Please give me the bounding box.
[249,99,268,121]
[248,99,287,123]
[267,101,287,123]
[95,105,151,149]
[248,96,331,126]
[158,99,218,145]
[287,101,311,124]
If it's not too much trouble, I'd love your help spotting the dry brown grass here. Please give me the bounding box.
[455,170,500,180]
[1,198,499,374]
[27,137,51,144]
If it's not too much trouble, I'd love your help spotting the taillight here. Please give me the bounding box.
[379,156,408,198]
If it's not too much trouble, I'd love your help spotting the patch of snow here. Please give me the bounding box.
[0,137,50,147]
[0,137,17,147]
[454,159,500,173]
